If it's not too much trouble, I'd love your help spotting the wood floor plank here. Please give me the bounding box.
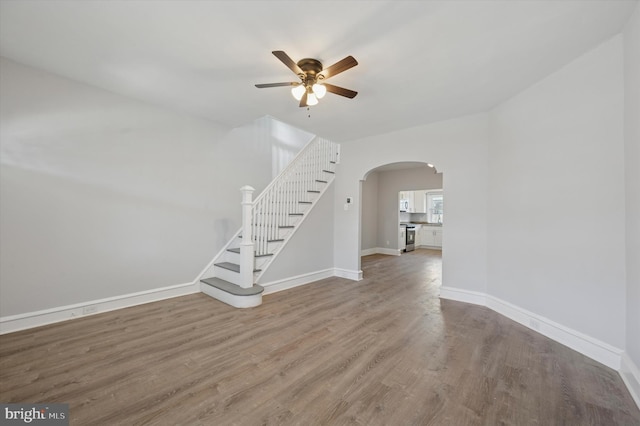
[1,249,638,425]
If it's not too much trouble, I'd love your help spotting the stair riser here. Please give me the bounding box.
[264,201,317,213]
[225,251,274,271]
[273,191,323,202]
[243,226,294,241]
[231,238,284,256]
[258,213,312,226]
[225,251,240,264]
[277,178,332,186]
[264,240,284,253]
[288,216,303,226]
[201,284,262,308]
[277,227,294,239]
[214,266,241,285]
[255,256,272,270]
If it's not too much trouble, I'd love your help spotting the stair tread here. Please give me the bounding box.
[322,170,335,174]
[308,190,320,193]
[299,201,312,204]
[201,277,264,296]
[238,236,285,243]
[315,179,328,183]
[214,262,261,273]
[227,248,273,257]
[289,213,303,216]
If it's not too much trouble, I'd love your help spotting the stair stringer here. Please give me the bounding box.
[193,227,241,286]
[253,176,335,284]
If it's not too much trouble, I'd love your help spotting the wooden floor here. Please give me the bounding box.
[1,249,639,425]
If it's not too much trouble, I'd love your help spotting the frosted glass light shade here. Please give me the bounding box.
[291,85,305,100]
[312,83,326,99]
[307,92,318,106]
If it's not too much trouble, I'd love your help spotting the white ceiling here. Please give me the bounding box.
[0,0,636,142]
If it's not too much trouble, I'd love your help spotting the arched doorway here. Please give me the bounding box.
[359,161,443,282]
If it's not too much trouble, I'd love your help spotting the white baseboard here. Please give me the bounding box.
[440,286,487,305]
[0,282,199,334]
[334,268,363,281]
[261,269,335,295]
[621,352,640,409]
[360,247,401,256]
[486,295,623,370]
[376,248,402,256]
[439,286,623,371]
[1,266,361,335]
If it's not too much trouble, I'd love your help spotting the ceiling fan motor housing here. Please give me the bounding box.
[297,58,324,84]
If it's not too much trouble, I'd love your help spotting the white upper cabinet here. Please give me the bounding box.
[413,191,427,213]
[399,191,415,212]
[400,189,443,217]
[399,190,429,213]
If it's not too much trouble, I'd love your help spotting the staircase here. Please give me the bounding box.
[197,137,339,308]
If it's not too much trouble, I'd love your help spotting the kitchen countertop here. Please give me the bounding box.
[400,222,443,227]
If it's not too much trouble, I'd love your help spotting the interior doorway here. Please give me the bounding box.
[359,161,443,284]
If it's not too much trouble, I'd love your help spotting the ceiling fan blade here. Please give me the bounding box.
[323,83,358,99]
[299,91,308,108]
[255,82,298,88]
[319,56,358,80]
[272,51,304,77]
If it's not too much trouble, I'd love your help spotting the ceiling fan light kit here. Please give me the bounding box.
[291,84,306,100]
[306,89,319,106]
[312,83,326,99]
[255,51,358,108]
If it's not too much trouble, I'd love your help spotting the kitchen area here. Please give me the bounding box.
[399,189,443,252]
[360,162,443,257]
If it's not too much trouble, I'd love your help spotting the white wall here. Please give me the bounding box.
[487,35,626,348]
[0,58,307,318]
[268,116,315,178]
[334,113,489,292]
[361,171,379,251]
[375,167,442,250]
[624,3,640,382]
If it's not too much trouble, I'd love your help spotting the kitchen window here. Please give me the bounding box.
[427,191,443,224]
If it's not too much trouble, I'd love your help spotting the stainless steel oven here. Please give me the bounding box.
[405,225,415,252]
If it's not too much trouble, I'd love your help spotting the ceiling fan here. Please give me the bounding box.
[255,51,358,107]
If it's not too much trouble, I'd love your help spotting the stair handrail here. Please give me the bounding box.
[249,138,338,257]
[250,136,322,208]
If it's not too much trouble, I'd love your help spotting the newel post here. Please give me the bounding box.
[239,185,255,288]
